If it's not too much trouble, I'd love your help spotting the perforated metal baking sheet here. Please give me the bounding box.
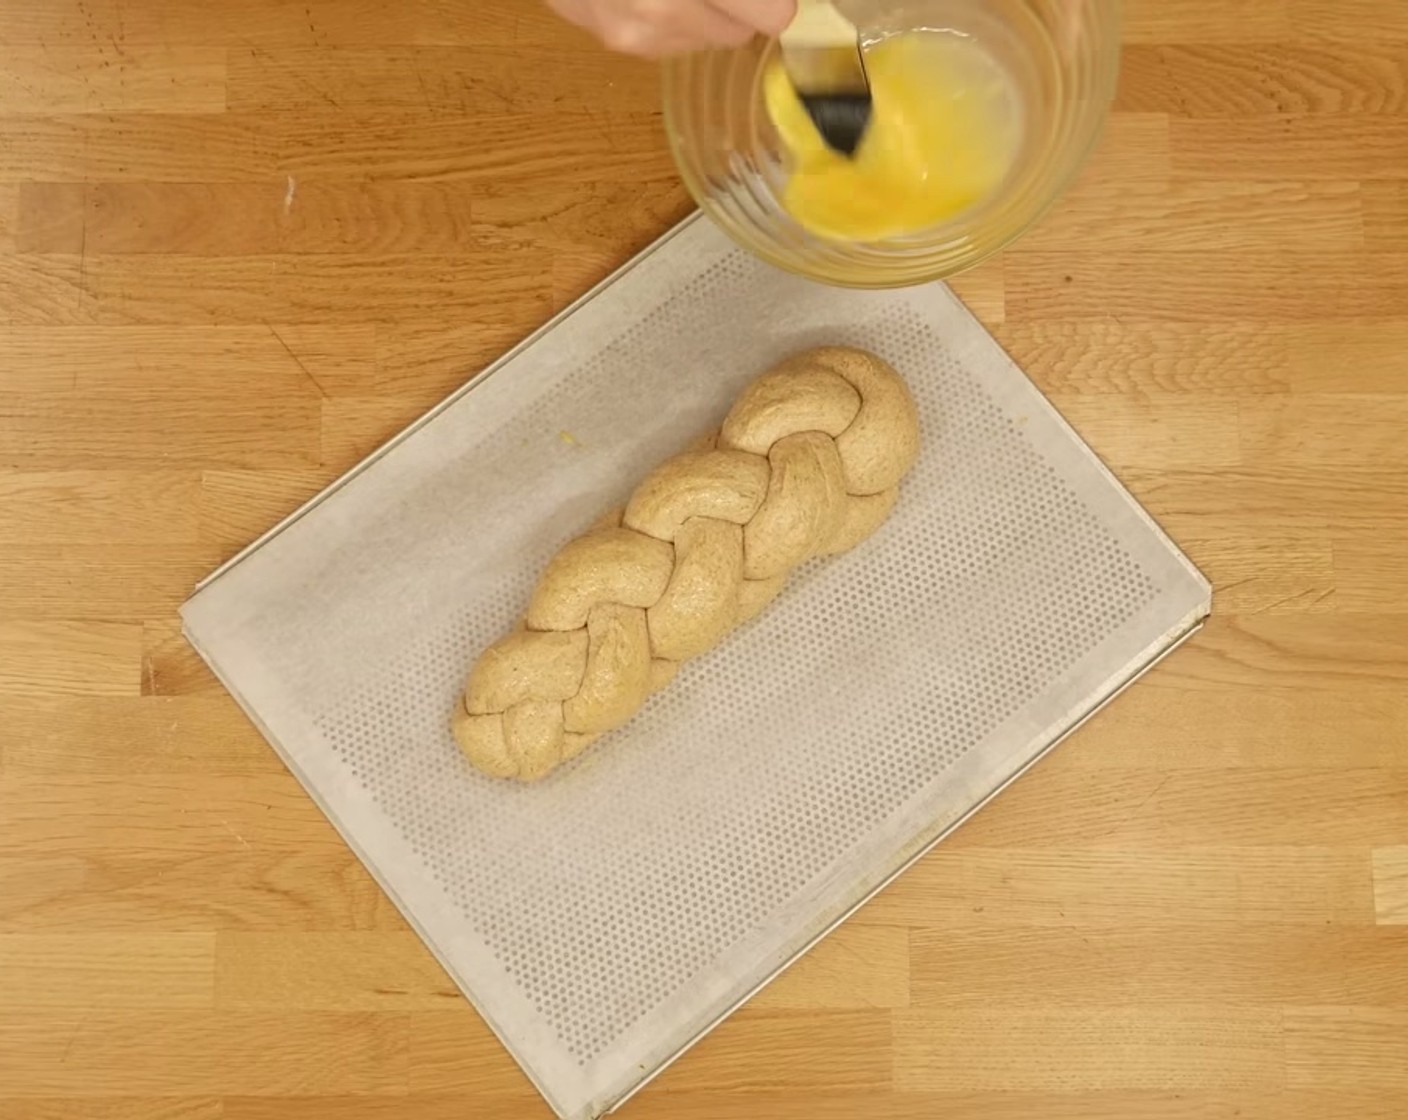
[182,213,1210,1120]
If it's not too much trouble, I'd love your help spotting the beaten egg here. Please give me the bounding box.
[765,30,1022,242]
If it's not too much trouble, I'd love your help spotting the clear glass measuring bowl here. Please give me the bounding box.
[662,0,1122,287]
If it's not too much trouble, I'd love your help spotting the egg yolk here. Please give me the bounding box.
[765,31,1021,242]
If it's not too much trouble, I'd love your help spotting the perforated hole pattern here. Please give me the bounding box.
[302,249,1159,1073]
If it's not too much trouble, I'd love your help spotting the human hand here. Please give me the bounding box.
[548,0,796,58]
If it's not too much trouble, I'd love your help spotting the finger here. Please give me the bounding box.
[711,0,796,36]
[667,4,755,50]
[548,0,756,57]
[630,0,755,52]
[545,0,656,55]
[601,5,753,56]
[696,3,759,48]
[599,24,722,58]
[546,0,602,38]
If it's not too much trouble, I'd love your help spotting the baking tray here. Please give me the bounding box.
[182,213,1210,1120]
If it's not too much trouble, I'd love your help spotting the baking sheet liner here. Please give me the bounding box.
[183,214,1210,1120]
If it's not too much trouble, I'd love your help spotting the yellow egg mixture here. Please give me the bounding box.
[765,29,1021,241]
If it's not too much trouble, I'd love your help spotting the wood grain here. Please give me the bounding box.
[1363,180,1408,250]
[0,471,201,544]
[214,933,462,1011]
[0,115,280,182]
[5,696,285,775]
[0,621,142,698]
[0,850,405,933]
[224,46,659,114]
[1170,116,1408,178]
[1,0,1406,1115]
[1122,0,1294,44]
[859,846,1375,928]
[1118,44,1408,116]
[0,933,215,1010]
[0,182,18,253]
[18,182,483,256]
[893,1006,1285,1091]
[1373,848,1408,926]
[1285,1008,1408,1089]
[0,1012,409,1096]
[907,926,1408,1005]
[0,48,226,114]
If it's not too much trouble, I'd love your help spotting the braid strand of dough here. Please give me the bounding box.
[453,346,920,781]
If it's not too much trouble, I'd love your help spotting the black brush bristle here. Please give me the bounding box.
[800,93,873,157]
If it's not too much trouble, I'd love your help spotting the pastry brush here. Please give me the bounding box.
[779,0,872,157]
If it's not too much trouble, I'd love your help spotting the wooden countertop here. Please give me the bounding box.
[2,1,1406,1116]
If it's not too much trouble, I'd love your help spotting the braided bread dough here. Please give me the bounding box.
[453,346,920,781]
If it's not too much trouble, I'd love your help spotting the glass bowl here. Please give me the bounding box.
[662,0,1122,288]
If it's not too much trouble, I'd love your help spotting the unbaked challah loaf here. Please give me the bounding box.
[453,346,920,781]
